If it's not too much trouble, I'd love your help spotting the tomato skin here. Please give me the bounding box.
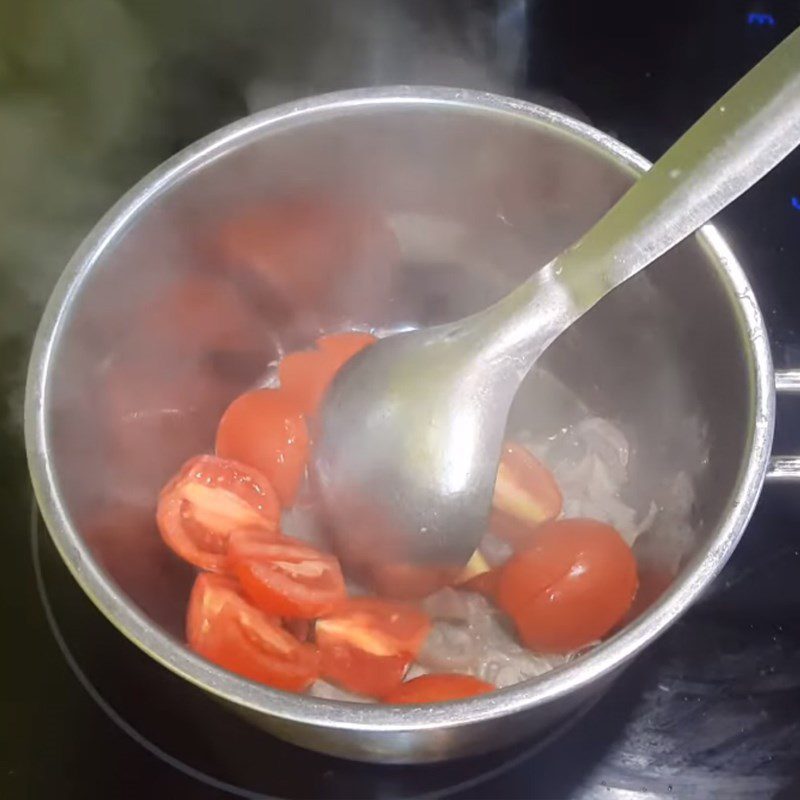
[215,198,398,310]
[278,332,376,417]
[497,519,638,654]
[135,275,270,359]
[228,530,347,619]
[491,443,562,548]
[383,674,495,704]
[277,349,330,418]
[103,354,236,494]
[318,641,409,698]
[215,388,309,507]
[156,455,281,572]
[187,573,319,692]
[316,331,377,362]
[316,598,431,698]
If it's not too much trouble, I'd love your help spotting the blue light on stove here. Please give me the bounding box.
[747,12,776,26]
[791,196,800,211]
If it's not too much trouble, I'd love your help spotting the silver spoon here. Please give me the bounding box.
[314,28,800,579]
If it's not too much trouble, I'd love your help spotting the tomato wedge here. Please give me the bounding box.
[133,275,270,359]
[228,530,346,619]
[316,598,431,698]
[383,674,495,704]
[491,442,562,548]
[215,198,398,309]
[278,331,377,417]
[316,331,378,362]
[156,455,280,571]
[187,572,319,692]
[215,388,310,507]
[461,568,501,599]
[497,518,638,653]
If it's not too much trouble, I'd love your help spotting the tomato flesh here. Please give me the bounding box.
[157,454,280,571]
[228,530,346,619]
[187,572,319,692]
[497,518,638,653]
[491,443,562,548]
[278,332,376,417]
[462,568,501,599]
[215,388,309,507]
[383,674,495,704]
[316,598,431,697]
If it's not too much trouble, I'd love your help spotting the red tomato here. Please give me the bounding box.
[102,353,237,495]
[228,530,346,619]
[383,674,495,704]
[187,572,319,692]
[156,455,280,572]
[284,618,312,642]
[134,275,270,359]
[278,332,377,417]
[497,519,638,654]
[623,565,674,624]
[315,598,431,698]
[316,331,377,362]
[215,388,309,507]
[491,443,562,548]
[215,198,398,309]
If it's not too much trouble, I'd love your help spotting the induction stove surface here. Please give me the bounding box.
[3,1,800,798]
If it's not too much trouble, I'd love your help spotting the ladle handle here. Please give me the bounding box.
[474,27,800,371]
[553,25,800,312]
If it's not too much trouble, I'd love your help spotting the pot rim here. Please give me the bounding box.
[24,85,774,733]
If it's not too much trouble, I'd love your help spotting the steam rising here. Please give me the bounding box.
[3,0,530,432]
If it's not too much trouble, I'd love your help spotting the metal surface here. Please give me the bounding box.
[25,87,776,762]
[315,30,800,573]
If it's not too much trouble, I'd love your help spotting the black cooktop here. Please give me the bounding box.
[3,1,800,798]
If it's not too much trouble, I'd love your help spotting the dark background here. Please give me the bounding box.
[2,1,800,797]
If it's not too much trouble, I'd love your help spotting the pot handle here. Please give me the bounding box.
[766,369,800,482]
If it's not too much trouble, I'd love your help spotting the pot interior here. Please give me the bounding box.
[43,99,755,647]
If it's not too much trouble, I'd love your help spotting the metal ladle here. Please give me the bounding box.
[314,28,800,576]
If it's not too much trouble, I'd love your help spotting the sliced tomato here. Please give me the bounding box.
[496,518,638,654]
[102,353,237,493]
[186,572,319,692]
[461,568,501,599]
[278,331,377,417]
[215,197,398,309]
[284,617,312,642]
[228,530,346,619]
[277,349,330,418]
[453,550,491,585]
[383,674,495,704]
[156,455,280,572]
[133,275,270,359]
[491,443,562,548]
[316,331,378,362]
[215,388,309,507]
[315,598,431,698]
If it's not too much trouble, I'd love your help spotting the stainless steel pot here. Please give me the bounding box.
[25,87,800,764]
